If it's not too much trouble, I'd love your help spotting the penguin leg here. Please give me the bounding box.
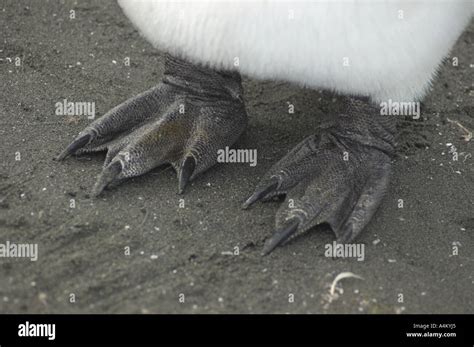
[242,97,396,254]
[57,54,247,196]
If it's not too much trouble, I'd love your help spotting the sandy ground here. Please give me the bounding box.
[0,0,473,314]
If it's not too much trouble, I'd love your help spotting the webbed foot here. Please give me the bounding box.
[243,97,396,254]
[57,54,247,196]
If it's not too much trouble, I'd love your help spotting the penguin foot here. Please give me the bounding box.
[57,54,247,196]
[243,97,397,254]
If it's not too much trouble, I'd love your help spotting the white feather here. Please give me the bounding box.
[118,0,473,102]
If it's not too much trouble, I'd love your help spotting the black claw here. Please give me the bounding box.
[262,218,300,256]
[178,156,196,194]
[56,133,92,161]
[242,180,279,210]
[336,228,354,244]
[91,160,122,197]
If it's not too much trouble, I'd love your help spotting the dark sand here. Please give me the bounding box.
[0,0,473,313]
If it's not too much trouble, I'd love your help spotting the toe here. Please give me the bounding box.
[58,54,248,197]
[335,160,391,243]
[56,131,94,160]
[88,98,247,196]
[57,83,173,160]
[177,155,196,194]
[260,149,391,254]
[91,160,123,197]
[242,179,279,209]
[262,218,300,255]
[242,135,321,207]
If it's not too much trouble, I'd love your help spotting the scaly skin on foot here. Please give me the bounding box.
[57,54,247,196]
[242,98,396,254]
[58,53,396,255]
